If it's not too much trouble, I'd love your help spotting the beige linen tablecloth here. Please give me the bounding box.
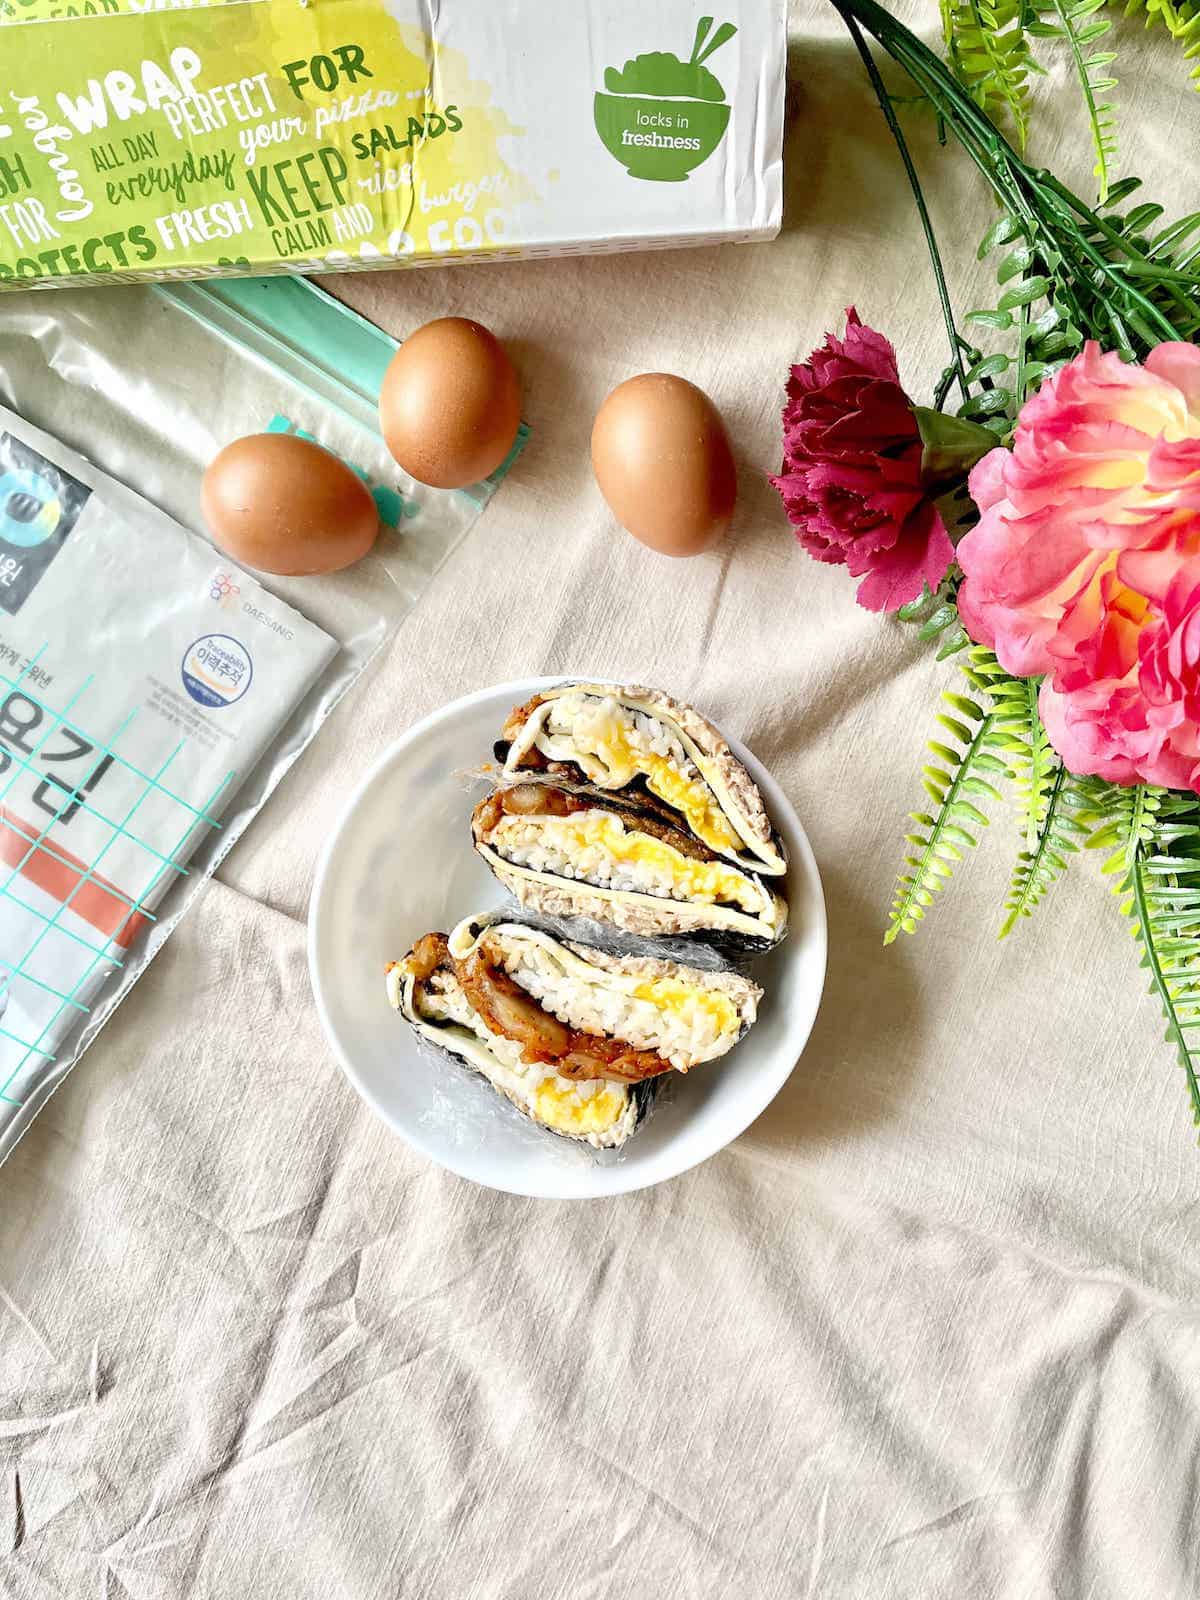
[4,4,1199,1596]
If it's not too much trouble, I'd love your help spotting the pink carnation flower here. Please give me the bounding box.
[957,341,1200,789]
[770,309,955,612]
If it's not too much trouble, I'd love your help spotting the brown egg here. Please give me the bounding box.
[201,434,380,577]
[379,317,521,490]
[591,373,736,557]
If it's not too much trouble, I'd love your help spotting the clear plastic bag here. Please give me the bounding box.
[0,277,521,1158]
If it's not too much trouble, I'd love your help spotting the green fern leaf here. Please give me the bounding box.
[1077,782,1200,1124]
[1032,0,1119,199]
[1129,815,1200,1126]
[1124,0,1200,87]
[963,651,1055,847]
[999,766,1092,936]
[943,0,1035,146]
[957,647,1087,934]
[1081,780,1165,914]
[1146,211,1200,264]
[885,687,1010,943]
[896,577,972,657]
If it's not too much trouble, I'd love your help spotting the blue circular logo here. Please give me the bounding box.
[0,468,61,548]
[181,634,253,709]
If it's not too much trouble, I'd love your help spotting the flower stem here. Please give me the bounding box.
[1035,171,1197,339]
[1014,297,1031,409]
[839,9,969,404]
[830,0,1200,356]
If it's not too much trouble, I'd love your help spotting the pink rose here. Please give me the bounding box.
[770,309,956,612]
[957,341,1200,791]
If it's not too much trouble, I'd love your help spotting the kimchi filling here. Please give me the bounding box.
[475,782,718,863]
[404,932,673,1084]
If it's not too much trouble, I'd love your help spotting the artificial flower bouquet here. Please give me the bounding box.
[783,0,1200,1128]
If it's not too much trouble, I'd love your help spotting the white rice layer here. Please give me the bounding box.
[541,694,693,784]
[487,810,772,918]
[489,931,752,1071]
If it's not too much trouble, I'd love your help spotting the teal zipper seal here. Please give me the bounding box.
[153,275,528,503]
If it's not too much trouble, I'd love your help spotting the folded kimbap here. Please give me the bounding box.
[471,778,787,950]
[388,913,761,1149]
[496,683,787,877]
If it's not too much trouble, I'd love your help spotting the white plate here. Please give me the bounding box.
[308,678,827,1199]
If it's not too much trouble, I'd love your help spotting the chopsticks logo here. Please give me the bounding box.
[594,16,737,183]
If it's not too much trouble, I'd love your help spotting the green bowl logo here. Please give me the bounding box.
[594,16,737,183]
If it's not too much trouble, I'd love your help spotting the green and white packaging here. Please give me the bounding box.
[0,0,785,289]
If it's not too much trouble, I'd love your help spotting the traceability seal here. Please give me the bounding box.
[181,633,253,708]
